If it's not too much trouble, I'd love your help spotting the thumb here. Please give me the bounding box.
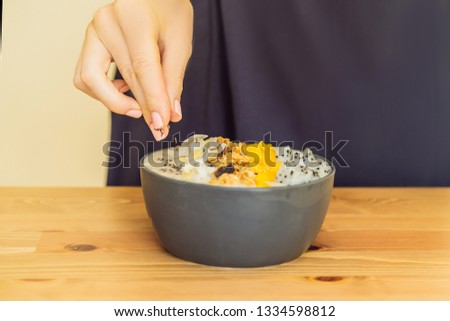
[162,39,193,123]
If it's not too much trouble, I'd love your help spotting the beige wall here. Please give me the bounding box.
[0,0,112,186]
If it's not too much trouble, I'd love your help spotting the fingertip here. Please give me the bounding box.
[119,85,130,93]
[145,111,171,141]
[125,109,142,118]
[149,123,170,141]
[170,99,182,122]
[112,79,130,93]
[151,111,164,129]
[174,99,182,118]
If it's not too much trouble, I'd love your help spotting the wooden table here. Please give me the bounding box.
[0,187,449,300]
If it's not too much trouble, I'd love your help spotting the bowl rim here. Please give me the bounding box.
[140,150,336,192]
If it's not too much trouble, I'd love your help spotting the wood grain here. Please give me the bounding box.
[0,187,449,300]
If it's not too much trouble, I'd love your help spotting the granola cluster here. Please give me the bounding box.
[207,137,280,187]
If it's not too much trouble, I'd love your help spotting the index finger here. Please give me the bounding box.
[114,0,171,130]
[79,24,142,116]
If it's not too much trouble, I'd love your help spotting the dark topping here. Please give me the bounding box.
[214,165,235,178]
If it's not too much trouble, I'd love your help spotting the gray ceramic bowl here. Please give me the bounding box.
[140,153,335,268]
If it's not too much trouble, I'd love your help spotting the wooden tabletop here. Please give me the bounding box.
[0,187,449,300]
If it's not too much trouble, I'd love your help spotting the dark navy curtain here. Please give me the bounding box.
[108,0,450,186]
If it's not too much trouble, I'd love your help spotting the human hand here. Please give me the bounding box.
[74,0,193,140]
